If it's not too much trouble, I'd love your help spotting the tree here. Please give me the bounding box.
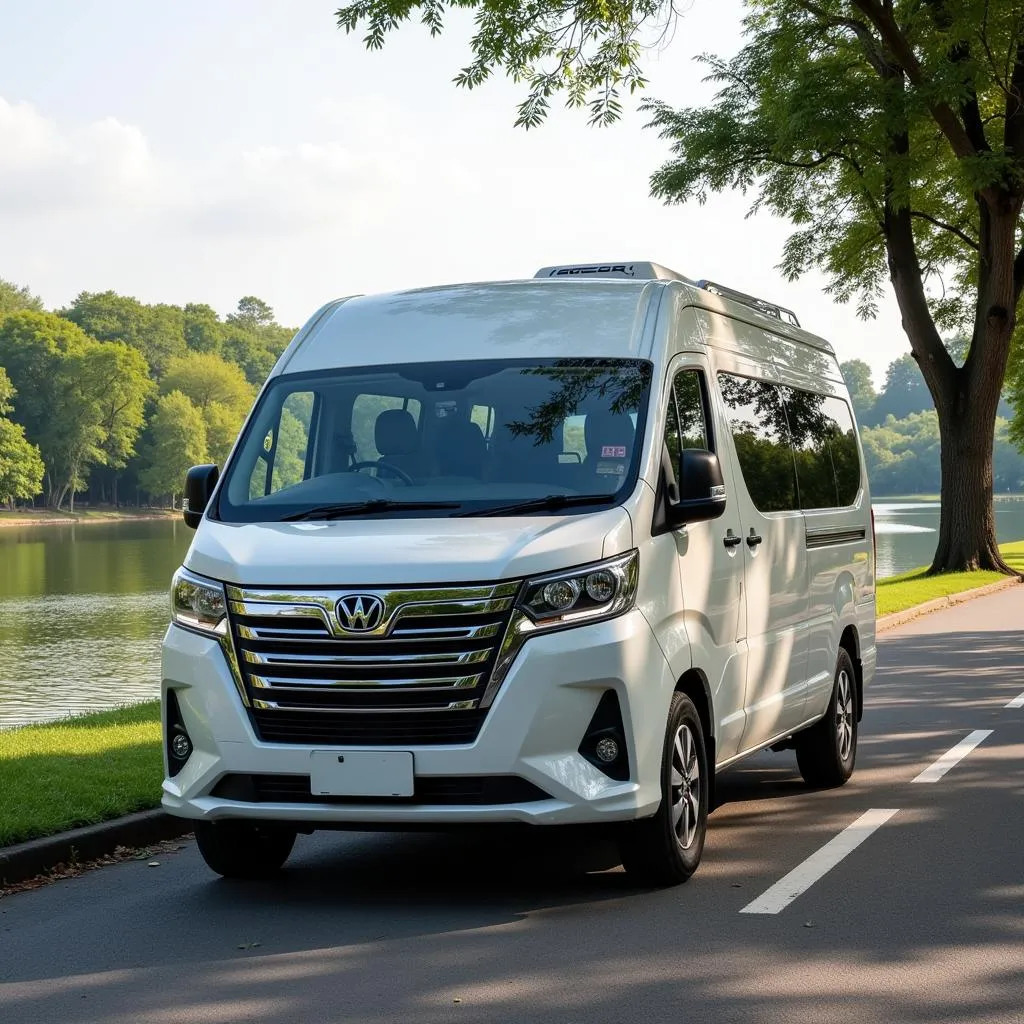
[183,303,224,354]
[0,312,144,510]
[161,351,255,413]
[161,351,255,467]
[227,296,276,331]
[872,354,933,423]
[840,359,877,423]
[139,391,209,505]
[0,279,44,316]
[60,291,185,377]
[338,1,1024,574]
[0,367,45,506]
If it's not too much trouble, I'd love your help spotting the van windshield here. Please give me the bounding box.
[215,358,653,522]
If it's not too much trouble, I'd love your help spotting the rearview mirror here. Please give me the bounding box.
[669,449,726,526]
[182,464,219,529]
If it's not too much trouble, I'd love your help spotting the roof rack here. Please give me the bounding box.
[696,279,800,327]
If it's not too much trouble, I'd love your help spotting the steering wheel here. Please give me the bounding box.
[349,460,415,486]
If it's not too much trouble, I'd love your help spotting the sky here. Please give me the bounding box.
[0,0,909,384]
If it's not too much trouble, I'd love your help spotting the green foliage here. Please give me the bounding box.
[334,0,668,127]
[139,391,209,500]
[0,278,44,316]
[840,359,877,423]
[161,351,255,414]
[0,369,45,505]
[60,291,186,377]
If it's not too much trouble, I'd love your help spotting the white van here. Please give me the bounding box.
[162,262,876,886]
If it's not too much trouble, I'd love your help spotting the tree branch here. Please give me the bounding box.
[909,211,980,250]
[850,0,979,161]
[1006,41,1024,162]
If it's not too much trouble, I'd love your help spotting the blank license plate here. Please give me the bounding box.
[309,750,414,798]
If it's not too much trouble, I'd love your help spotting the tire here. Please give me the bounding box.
[795,649,858,788]
[618,693,709,887]
[194,820,296,880]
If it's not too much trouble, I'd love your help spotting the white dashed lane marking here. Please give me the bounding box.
[740,808,900,915]
[911,730,993,784]
[1005,691,1024,710]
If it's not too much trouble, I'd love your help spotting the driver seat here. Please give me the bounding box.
[373,409,422,479]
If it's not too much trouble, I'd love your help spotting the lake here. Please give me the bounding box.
[2,501,1024,729]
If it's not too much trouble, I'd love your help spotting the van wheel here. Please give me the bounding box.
[795,649,858,788]
[618,693,708,887]
[195,821,296,879]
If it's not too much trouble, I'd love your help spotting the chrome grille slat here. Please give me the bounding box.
[242,648,491,668]
[248,674,483,690]
[227,580,520,743]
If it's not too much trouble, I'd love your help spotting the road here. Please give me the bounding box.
[2,588,1023,1024]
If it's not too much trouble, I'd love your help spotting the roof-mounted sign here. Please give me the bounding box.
[534,262,694,283]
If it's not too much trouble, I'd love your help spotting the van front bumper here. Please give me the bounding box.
[161,609,679,828]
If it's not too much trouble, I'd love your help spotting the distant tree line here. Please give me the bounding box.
[0,277,293,509]
[1,275,1023,508]
[843,337,1024,496]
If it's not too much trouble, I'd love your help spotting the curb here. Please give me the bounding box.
[0,809,194,887]
[876,575,1023,634]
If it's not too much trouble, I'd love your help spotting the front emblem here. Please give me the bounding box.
[336,594,385,633]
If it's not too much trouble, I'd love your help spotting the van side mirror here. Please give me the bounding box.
[669,449,727,526]
[183,464,219,529]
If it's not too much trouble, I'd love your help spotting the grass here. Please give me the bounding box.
[0,702,163,847]
[877,540,1024,617]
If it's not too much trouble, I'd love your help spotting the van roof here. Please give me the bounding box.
[279,275,835,377]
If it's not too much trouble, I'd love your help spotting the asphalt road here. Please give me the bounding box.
[2,588,1023,1024]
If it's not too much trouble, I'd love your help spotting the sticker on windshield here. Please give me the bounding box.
[596,461,627,476]
[601,445,627,458]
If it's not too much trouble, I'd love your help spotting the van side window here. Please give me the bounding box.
[718,373,798,512]
[780,386,838,510]
[664,369,711,474]
[249,390,317,499]
[821,396,861,505]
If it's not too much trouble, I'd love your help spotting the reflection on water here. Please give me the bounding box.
[0,521,191,729]
[873,499,1024,579]
[1,503,1023,728]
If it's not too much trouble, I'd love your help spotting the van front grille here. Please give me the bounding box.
[225,580,521,745]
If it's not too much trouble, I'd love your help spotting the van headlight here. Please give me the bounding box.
[520,551,639,627]
[170,567,228,637]
[482,551,639,707]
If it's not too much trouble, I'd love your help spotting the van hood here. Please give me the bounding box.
[185,509,634,587]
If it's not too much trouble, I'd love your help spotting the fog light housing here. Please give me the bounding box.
[578,690,629,781]
[171,732,192,761]
[165,689,193,777]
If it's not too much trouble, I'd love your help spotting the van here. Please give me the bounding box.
[162,262,876,886]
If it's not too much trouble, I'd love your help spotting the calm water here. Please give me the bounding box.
[2,503,1024,728]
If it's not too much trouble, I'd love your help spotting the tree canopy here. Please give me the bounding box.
[335,0,1024,573]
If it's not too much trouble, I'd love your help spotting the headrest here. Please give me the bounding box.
[374,408,419,456]
[436,418,486,476]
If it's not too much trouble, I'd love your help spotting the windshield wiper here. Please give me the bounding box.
[281,499,462,522]
[457,493,620,518]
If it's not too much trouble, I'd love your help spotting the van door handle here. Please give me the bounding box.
[723,530,742,548]
[746,529,763,548]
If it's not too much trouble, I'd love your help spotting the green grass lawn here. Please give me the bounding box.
[0,702,163,847]
[877,540,1024,617]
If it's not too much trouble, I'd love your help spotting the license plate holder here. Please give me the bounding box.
[309,750,415,798]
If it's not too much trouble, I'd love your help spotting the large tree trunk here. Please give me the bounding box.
[930,397,1009,573]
